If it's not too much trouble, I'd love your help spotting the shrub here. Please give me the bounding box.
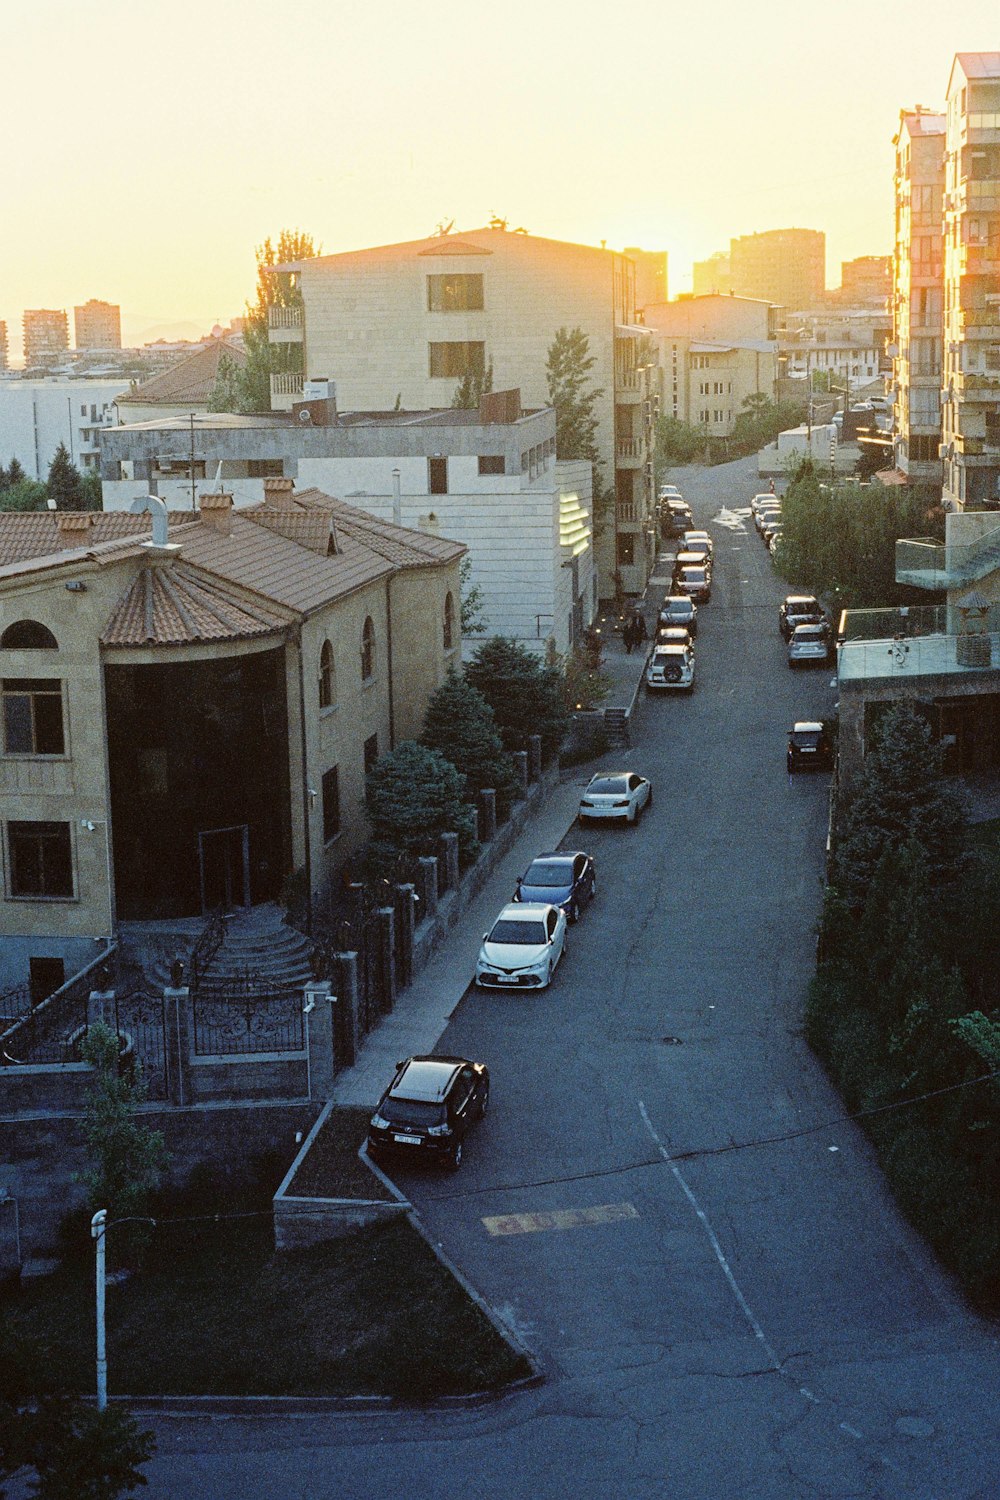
[420,670,518,818]
[365,740,478,864]
[465,637,569,761]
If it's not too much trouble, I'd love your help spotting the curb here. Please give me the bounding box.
[113,1372,545,1418]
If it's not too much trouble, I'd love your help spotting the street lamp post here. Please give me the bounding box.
[91,1209,107,1411]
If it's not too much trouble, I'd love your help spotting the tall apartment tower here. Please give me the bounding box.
[892,108,945,486]
[840,256,892,307]
[74,299,122,351]
[623,248,668,310]
[0,321,7,372]
[23,309,69,369]
[692,252,731,296]
[729,228,825,310]
[942,53,1000,510]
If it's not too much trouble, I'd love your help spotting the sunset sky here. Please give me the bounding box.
[1,0,996,360]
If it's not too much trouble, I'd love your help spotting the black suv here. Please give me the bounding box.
[367,1055,489,1171]
[779,595,825,640]
[787,721,833,774]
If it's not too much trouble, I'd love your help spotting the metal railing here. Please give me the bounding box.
[896,526,1000,589]
[189,908,226,992]
[0,946,117,1066]
[192,979,305,1056]
[838,629,1000,682]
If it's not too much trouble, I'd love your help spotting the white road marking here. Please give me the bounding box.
[712,507,747,532]
[840,1423,864,1440]
[639,1100,783,1373]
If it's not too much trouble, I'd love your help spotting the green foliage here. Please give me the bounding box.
[458,555,487,637]
[451,358,493,410]
[79,1023,169,1239]
[0,456,27,491]
[206,351,248,414]
[1,477,48,512]
[421,669,518,817]
[365,740,478,863]
[654,414,705,472]
[546,327,603,469]
[775,457,944,609]
[80,469,103,511]
[561,646,611,711]
[730,394,807,454]
[229,228,319,413]
[46,444,83,511]
[465,636,570,761]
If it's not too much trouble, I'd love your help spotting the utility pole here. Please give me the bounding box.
[189,412,197,512]
[92,1209,107,1411]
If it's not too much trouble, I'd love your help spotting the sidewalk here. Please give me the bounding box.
[331,620,651,1107]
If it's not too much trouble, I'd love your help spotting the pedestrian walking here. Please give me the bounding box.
[623,618,635,654]
[634,610,648,644]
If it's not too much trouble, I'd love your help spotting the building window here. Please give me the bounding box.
[478,455,505,475]
[7,821,73,898]
[361,617,376,681]
[443,591,455,650]
[429,341,485,379]
[2,679,64,755]
[364,733,379,775]
[617,533,635,567]
[429,457,448,494]
[1,620,58,650]
[427,274,484,312]
[322,765,340,843]
[318,640,335,709]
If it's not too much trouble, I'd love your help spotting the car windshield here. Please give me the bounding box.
[795,626,824,639]
[381,1096,446,1126]
[680,568,706,582]
[790,730,822,747]
[488,919,548,945]
[524,861,573,887]
[664,599,690,614]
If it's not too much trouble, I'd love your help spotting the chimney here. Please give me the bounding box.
[198,491,234,534]
[263,476,296,507]
[56,512,94,546]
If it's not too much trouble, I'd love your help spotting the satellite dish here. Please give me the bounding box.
[298,407,313,424]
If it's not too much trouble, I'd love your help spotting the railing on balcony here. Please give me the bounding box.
[896,527,1000,589]
[838,604,948,640]
[269,372,304,410]
[838,628,1000,683]
[615,438,642,465]
[267,306,304,330]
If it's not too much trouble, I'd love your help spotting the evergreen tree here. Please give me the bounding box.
[421,669,519,816]
[546,327,603,468]
[465,637,569,761]
[46,443,83,511]
[206,350,249,414]
[80,468,103,511]
[6,457,26,489]
[451,358,493,410]
[1,477,48,512]
[365,740,478,863]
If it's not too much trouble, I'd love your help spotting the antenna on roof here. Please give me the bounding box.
[435,218,455,237]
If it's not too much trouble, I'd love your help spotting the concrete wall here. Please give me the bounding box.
[0,378,126,479]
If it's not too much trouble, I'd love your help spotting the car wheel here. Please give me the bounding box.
[446,1140,463,1172]
[478,1085,490,1118]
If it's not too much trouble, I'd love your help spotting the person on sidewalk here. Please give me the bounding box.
[633,610,648,645]
[623,617,635,654]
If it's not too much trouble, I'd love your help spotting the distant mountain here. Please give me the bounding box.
[121,314,234,348]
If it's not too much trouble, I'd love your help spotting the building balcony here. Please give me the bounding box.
[959,244,1000,276]
[615,372,642,404]
[269,371,304,410]
[954,372,1000,401]
[838,619,1000,684]
[896,524,1000,589]
[615,438,644,468]
[267,306,304,343]
[616,499,639,523]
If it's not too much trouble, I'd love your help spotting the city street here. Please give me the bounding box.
[142,456,1000,1499]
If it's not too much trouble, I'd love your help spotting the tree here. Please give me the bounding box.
[654,414,705,471]
[465,637,569,761]
[238,229,319,412]
[80,469,103,511]
[458,556,487,637]
[2,457,26,491]
[365,741,478,863]
[421,670,518,816]
[451,358,493,410]
[79,1023,169,1253]
[206,351,248,415]
[546,327,603,468]
[46,444,83,511]
[0,477,48,512]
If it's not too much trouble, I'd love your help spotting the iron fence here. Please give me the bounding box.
[189,907,226,991]
[0,947,118,1067]
[192,977,305,1056]
[113,990,169,1100]
[0,984,32,1027]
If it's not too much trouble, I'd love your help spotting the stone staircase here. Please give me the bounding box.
[119,904,314,993]
[603,707,631,749]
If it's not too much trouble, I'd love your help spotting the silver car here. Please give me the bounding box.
[788,622,831,667]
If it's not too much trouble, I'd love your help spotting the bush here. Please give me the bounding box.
[365,740,478,864]
[465,637,569,762]
[421,670,518,819]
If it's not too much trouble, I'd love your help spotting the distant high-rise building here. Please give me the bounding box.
[0,321,7,372]
[74,299,122,351]
[729,228,826,310]
[23,309,69,369]
[692,251,731,297]
[892,108,945,486]
[839,256,891,308]
[624,248,668,310]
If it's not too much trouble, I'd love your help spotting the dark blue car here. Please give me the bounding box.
[513,851,596,923]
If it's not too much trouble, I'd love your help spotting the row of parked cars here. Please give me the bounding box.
[366,764,656,1171]
[647,490,712,694]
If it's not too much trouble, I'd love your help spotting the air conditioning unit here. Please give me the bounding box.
[303,378,336,402]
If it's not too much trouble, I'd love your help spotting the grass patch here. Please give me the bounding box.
[285,1106,392,1200]
[5,1216,529,1398]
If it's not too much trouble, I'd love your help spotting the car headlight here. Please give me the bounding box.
[613,799,629,807]
[370,1113,390,1130]
[427,1122,452,1137]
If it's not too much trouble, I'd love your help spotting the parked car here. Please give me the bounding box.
[767,527,783,555]
[751,492,778,516]
[788,621,832,667]
[579,770,652,824]
[659,485,684,502]
[656,625,693,649]
[680,531,714,562]
[760,514,783,544]
[645,642,695,693]
[513,850,596,922]
[476,902,567,989]
[673,549,712,584]
[366,1055,490,1172]
[675,564,711,603]
[779,594,825,640]
[787,721,834,774]
[659,595,698,635]
[755,503,782,533]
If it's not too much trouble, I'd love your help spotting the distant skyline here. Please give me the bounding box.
[2,0,996,362]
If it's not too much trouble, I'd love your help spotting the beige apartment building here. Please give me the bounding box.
[22,310,69,370]
[942,52,1000,511]
[74,299,122,352]
[623,247,668,311]
[692,252,731,297]
[0,321,7,373]
[643,294,779,437]
[270,226,657,599]
[729,228,826,311]
[892,108,945,486]
[0,486,462,993]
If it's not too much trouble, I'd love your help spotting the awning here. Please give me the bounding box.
[874,468,909,486]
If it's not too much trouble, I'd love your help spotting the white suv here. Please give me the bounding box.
[645,643,695,693]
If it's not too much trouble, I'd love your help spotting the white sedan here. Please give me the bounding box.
[475,903,567,990]
[578,771,652,824]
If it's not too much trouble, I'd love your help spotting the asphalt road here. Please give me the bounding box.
[143,456,1000,1500]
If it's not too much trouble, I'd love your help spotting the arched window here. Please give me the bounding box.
[318,640,335,708]
[361,616,376,681]
[1,620,58,650]
[443,591,455,651]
